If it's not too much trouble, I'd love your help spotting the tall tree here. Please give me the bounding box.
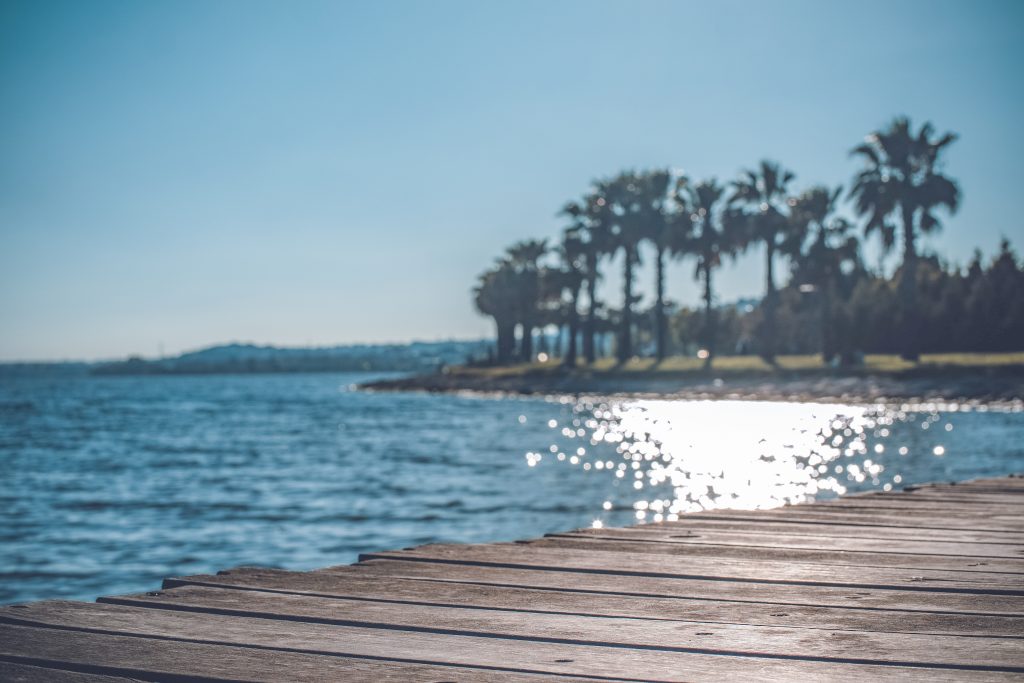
[594,177,636,362]
[504,239,548,360]
[632,169,676,361]
[849,117,960,360]
[473,263,518,364]
[601,171,666,363]
[561,195,612,364]
[674,177,739,369]
[727,160,801,362]
[556,229,586,367]
[788,186,861,363]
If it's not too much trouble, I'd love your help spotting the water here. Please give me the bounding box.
[1,372,1022,604]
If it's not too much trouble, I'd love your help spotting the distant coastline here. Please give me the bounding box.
[360,353,1024,404]
[0,340,489,377]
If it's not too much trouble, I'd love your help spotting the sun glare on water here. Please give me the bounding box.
[520,398,981,525]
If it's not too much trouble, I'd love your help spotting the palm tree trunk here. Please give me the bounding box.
[564,285,580,368]
[821,280,835,364]
[899,205,920,362]
[618,248,634,363]
[655,246,666,361]
[520,323,534,361]
[762,242,777,363]
[583,255,598,364]
[702,258,715,371]
[496,319,515,364]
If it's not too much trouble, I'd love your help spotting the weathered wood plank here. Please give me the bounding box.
[164,566,1024,636]
[97,584,1024,669]
[545,529,1024,563]
[343,559,1024,615]
[0,623,588,682]
[806,500,1024,515]
[849,488,1024,501]
[689,508,1024,533]
[889,492,1024,505]
[803,495,1024,509]
[771,502,1024,521]
[905,479,1024,493]
[528,536,1023,573]
[0,661,143,683]
[0,602,1017,681]
[654,517,1024,544]
[360,544,1024,593]
[5,476,1021,680]
[585,520,1024,548]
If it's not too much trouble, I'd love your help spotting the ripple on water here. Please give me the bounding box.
[1,373,1021,604]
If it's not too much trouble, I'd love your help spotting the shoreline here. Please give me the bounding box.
[361,364,1024,405]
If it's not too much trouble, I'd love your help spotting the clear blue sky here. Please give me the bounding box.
[2,0,1022,360]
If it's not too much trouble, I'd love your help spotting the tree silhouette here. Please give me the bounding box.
[473,263,519,363]
[504,239,548,360]
[632,169,676,361]
[849,117,960,360]
[561,194,612,364]
[595,176,637,362]
[727,160,801,363]
[788,186,861,363]
[556,229,587,366]
[674,176,740,369]
[599,171,672,363]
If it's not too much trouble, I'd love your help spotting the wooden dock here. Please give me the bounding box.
[2,476,1023,681]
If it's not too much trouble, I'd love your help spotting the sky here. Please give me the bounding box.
[1,0,1022,361]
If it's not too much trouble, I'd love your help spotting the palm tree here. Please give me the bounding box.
[601,171,666,363]
[632,169,676,361]
[727,160,801,363]
[561,195,612,364]
[789,186,861,363]
[849,117,960,360]
[556,229,586,366]
[674,177,739,369]
[504,239,548,360]
[473,263,518,364]
[591,177,635,363]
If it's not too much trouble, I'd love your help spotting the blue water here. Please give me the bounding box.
[1,372,1022,604]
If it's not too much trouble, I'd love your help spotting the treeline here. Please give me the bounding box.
[669,244,1024,358]
[473,117,1022,367]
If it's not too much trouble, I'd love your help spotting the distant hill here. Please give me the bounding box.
[0,362,93,378]
[1,340,492,377]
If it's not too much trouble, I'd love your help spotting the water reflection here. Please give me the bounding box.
[522,398,1023,527]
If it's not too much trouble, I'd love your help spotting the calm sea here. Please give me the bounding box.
[2,372,1022,604]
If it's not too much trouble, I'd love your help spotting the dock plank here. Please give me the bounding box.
[164,566,1024,636]
[688,508,1024,533]
[0,602,1017,682]
[653,518,1024,544]
[0,624,586,682]
[345,559,1024,615]
[96,584,1024,669]
[360,543,1024,592]
[0,661,143,683]
[533,534,1024,570]
[556,526,1024,556]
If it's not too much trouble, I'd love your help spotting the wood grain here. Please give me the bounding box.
[96,584,1024,669]
[164,566,1024,636]
[359,543,1024,593]
[3,475,1021,680]
[0,623,589,682]
[0,603,1015,682]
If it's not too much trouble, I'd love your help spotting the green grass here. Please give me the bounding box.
[452,352,1024,378]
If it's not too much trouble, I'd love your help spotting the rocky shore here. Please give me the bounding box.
[361,365,1024,405]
